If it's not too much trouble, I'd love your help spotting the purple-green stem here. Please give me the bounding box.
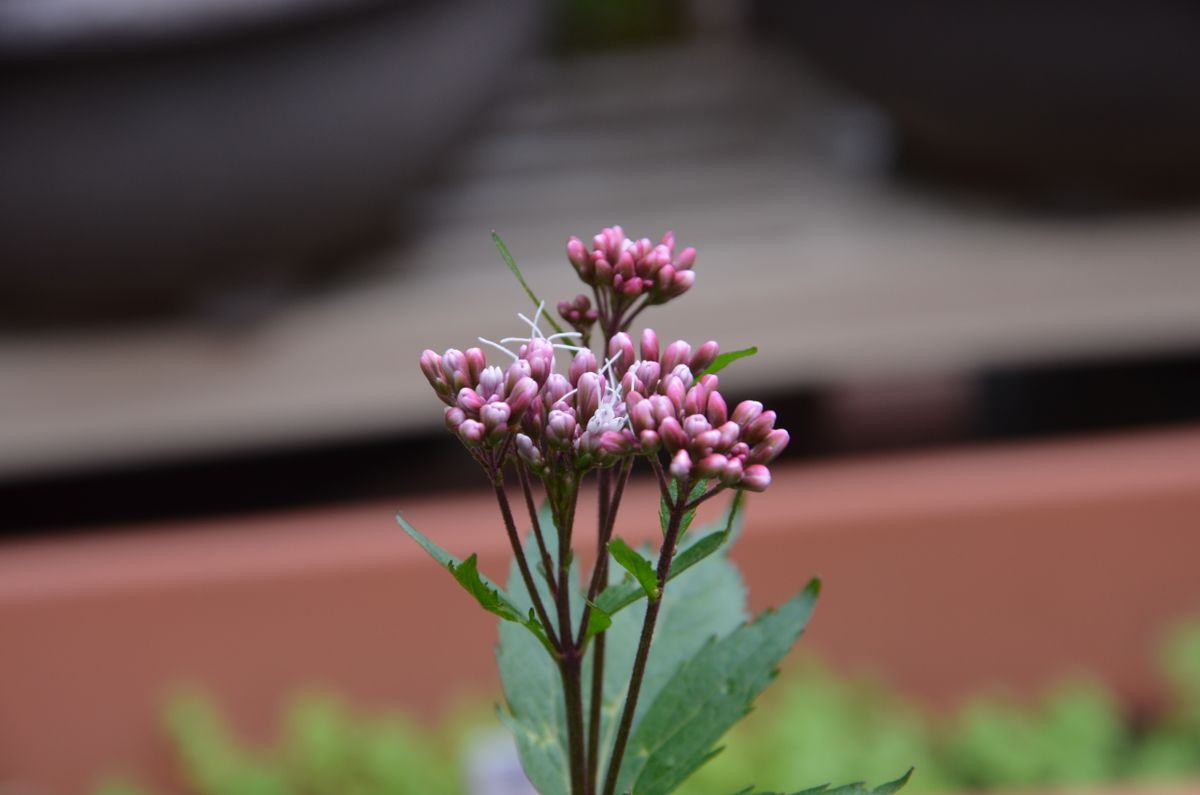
[600,470,692,795]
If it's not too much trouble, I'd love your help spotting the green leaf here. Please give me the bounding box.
[699,346,758,376]
[609,538,660,600]
[659,479,708,536]
[592,510,749,783]
[492,231,566,335]
[588,494,742,638]
[396,514,549,650]
[586,600,613,638]
[788,769,913,795]
[616,580,823,795]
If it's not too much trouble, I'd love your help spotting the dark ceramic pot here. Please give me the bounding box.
[754,0,1200,200]
[0,0,543,325]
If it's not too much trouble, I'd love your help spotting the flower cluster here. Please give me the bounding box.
[566,227,696,334]
[420,321,787,492]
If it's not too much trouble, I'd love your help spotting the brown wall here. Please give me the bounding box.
[2,427,1200,794]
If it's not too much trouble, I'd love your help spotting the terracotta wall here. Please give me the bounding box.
[2,427,1200,794]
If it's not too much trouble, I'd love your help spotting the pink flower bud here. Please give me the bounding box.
[594,259,613,285]
[420,349,445,387]
[567,236,588,270]
[731,400,763,427]
[658,417,687,454]
[697,453,729,478]
[480,402,511,434]
[720,458,744,486]
[669,270,695,296]
[570,349,598,386]
[683,384,708,417]
[456,388,485,415]
[608,333,635,378]
[748,429,790,465]
[523,338,555,386]
[621,277,644,296]
[717,421,741,449]
[597,430,632,455]
[441,348,469,390]
[649,395,675,423]
[543,373,571,409]
[506,377,538,420]
[744,410,777,445]
[515,433,541,465]
[706,392,728,426]
[655,264,676,293]
[741,464,771,492]
[662,341,692,374]
[640,329,660,362]
[575,372,603,425]
[639,429,660,452]
[458,419,485,445]
[630,399,657,433]
[444,406,466,431]
[676,246,697,270]
[692,429,722,454]
[691,341,720,373]
[505,360,532,394]
[683,414,711,438]
[663,375,687,412]
[464,348,486,387]
[547,409,577,444]
[670,449,692,480]
[660,230,676,250]
[478,366,505,399]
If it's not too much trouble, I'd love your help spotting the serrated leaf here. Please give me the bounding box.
[587,495,742,639]
[788,769,913,795]
[492,231,565,335]
[592,510,749,783]
[659,479,708,536]
[699,346,758,376]
[616,580,822,795]
[396,514,549,648]
[609,538,660,600]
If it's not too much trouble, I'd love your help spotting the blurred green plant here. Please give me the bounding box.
[95,618,1200,795]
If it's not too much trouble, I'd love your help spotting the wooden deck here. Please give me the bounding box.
[3,39,1200,476]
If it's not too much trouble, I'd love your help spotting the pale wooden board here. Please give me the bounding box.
[3,40,1200,477]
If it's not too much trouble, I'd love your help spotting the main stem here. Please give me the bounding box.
[552,477,588,795]
[600,479,690,795]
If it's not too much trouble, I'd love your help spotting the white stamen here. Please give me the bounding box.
[477,336,518,361]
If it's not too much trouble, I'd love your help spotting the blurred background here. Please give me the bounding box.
[3,0,1200,793]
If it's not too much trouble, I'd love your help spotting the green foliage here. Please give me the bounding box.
[678,661,943,795]
[947,681,1128,789]
[608,538,660,600]
[616,582,821,795]
[698,347,758,377]
[589,519,734,637]
[100,690,459,795]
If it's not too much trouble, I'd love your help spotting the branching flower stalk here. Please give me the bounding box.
[410,227,908,795]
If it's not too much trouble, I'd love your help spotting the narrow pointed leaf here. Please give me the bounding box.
[699,346,758,376]
[590,493,741,634]
[790,770,913,795]
[492,231,565,335]
[609,538,659,600]
[396,514,548,648]
[616,580,822,795]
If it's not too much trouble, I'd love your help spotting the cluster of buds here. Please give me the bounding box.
[614,331,789,492]
[420,347,540,448]
[556,294,599,339]
[566,227,696,310]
